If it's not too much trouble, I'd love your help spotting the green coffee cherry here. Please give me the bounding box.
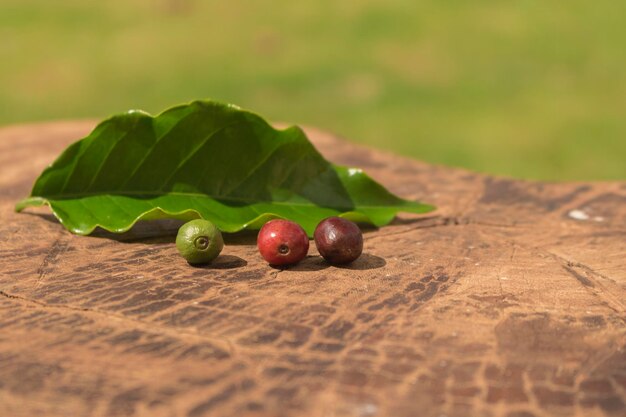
[176,219,224,264]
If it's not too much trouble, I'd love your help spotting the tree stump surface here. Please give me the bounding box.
[0,121,624,417]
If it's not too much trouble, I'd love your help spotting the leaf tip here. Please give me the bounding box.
[403,201,437,214]
[15,196,47,212]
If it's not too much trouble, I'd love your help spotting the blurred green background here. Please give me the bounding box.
[1,0,624,180]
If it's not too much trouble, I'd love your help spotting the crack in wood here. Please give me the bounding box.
[536,250,625,314]
[562,265,594,287]
[35,237,69,286]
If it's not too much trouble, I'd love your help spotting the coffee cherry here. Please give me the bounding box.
[257,219,309,266]
[314,217,363,264]
[176,219,224,264]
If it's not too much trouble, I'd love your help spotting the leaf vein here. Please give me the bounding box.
[160,122,238,190]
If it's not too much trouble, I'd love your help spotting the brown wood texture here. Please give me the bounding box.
[0,121,624,417]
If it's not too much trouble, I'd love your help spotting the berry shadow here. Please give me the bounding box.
[333,253,386,270]
[281,253,386,271]
[283,256,330,272]
[189,255,247,270]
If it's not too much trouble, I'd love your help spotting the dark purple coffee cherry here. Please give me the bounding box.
[257,219,309,266]
[314,217,363,265]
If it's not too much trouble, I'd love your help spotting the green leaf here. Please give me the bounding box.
[15,100,434,236]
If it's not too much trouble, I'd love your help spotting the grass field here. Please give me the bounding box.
[1,0,624,180]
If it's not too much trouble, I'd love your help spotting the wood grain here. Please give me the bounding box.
[0,121,624,417]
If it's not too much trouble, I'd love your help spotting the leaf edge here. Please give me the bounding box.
[15,196,435,237]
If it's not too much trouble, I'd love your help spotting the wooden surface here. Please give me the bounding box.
[0,121,624,417]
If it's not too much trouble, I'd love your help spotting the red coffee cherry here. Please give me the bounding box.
[314,217,363,265]
[257,219,309,266]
